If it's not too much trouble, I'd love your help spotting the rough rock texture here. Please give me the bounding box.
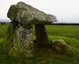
[6,1,58,58]
[7,2,53,25]
[48,14,57,22]
[5,23,34,58]
[50,39,72,54]
[6,2,55,58]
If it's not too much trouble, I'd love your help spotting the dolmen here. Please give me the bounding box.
[5,2,71,58]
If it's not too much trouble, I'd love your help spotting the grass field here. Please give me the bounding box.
[0,24,79,64]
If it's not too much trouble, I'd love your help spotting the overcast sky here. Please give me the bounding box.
[0,0,79,23]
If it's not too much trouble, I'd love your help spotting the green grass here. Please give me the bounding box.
[46,25,79,39]
[0,25,8,38]
[46,25,79,54]
[0,24,79,64]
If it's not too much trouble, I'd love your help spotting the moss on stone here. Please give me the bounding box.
[4,23,34,58]
[50,39,72,55]
[7,2,53,25]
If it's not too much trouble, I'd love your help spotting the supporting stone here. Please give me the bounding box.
[35,24,49,48]
[5,23,34,58]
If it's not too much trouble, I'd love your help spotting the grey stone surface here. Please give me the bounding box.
[5,24,34,58]
[50,39,72,54]
[7,2,53,25]
[5,2,59,58]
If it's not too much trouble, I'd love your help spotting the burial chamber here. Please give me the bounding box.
[5,2,55,57]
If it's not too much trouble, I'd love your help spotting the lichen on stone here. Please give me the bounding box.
[50,39,72,55]
[7,2,53,25]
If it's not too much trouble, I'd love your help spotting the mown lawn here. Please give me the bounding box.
[0,24,79,64]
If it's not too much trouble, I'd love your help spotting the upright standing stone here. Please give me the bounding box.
[5,22,33,58]
[35,24,49,48]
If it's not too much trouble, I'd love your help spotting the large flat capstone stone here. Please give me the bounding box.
[7,2,53,25]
